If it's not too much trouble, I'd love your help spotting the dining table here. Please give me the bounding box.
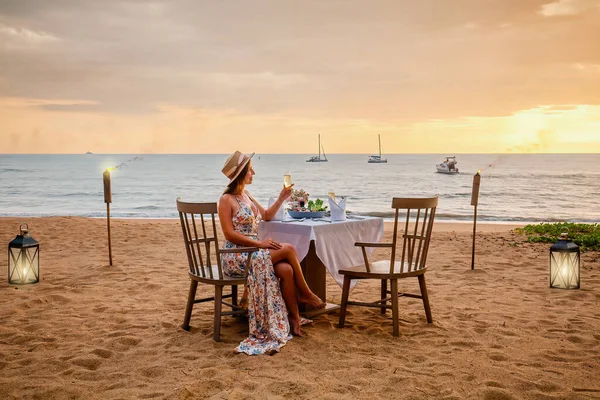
[258,215,384,317]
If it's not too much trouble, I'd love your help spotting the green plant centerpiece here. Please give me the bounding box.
[288,189,328,218]
[308,198,328,212]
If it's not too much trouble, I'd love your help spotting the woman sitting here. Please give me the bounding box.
[218,151,325,355]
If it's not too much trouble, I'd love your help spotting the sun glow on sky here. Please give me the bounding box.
[1,0,599,154]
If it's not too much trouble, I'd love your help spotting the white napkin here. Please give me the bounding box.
[268,197,285,221]
[328,196,347,221]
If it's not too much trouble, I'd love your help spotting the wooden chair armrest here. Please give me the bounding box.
[353,242,392,273]
[218,247,260,254]
[354,242,393,248]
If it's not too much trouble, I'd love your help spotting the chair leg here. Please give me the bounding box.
[182,280,198,331]
[213,285,223,342]
[380,279,387,315]
[231,284,238,307]
[390,279,399,337]
[338,276,351,328]
[418,274,433,323]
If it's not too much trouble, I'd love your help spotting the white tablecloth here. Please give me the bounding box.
[258,217,384,289]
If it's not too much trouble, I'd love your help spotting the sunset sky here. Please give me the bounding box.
[1,0,599,154]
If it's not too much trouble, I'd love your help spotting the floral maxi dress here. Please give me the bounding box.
[221,195,291,355]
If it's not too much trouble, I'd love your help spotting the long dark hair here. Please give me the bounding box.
[223,163,250,195]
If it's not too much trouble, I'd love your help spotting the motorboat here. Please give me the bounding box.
[367,134,387,163]
[306,134,328,162]
[436,156,459,174]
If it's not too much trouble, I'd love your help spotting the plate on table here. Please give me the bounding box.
[288,210,326,219]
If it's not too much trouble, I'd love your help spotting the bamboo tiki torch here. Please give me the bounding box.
[103,169,113,266]
[471,170,481,270]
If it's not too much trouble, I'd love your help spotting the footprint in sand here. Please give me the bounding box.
[91,348,113,359]
[71,357,102,371]
[138,392,165,399]
[47,294,71,304]
[139,366,165,378]
[449,340,478,348]
[476,388,518,400]
[484,381,507,388]
[110,336,142,351]
[487,352,509,362]
[566,335,585,343]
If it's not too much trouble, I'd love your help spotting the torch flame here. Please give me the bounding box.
[477,169,481,175]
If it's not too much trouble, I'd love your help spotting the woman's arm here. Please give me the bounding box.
[246,185,293,221]
[218,195,276,248]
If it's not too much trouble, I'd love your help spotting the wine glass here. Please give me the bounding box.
[284,173,292,188]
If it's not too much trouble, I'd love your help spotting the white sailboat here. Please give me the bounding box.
[306,134,328,162]
[367,134,387,163]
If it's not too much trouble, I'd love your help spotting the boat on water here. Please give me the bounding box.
[85,151,93,155]
[306,134,328,162]
[367,134,387,163]
[436,156,459,174]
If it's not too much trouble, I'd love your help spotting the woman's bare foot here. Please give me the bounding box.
[298,293,326,309]
[289,316,303,337]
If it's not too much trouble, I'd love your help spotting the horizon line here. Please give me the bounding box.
[2,152,599,156]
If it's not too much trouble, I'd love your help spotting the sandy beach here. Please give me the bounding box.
[1,217,599,399]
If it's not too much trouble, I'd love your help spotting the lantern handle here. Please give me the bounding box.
[19,223,29,234]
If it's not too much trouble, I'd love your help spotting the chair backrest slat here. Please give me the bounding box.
[414,208,429,269]
[390,208,399,271]
[199,214,212,272]
[421,207,436,268]
[390,197,438,274]
[177,198,223,280]
[399,208,410,273]
[179,212,198,276]
[184,213,201,276]
[408,208,421,268]
[189,213,207,278]
[211,214,223,280]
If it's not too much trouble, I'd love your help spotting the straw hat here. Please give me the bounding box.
[222,151,255,184]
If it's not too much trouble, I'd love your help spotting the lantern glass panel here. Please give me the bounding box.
[550,250,579,289]
[9,246,39,285]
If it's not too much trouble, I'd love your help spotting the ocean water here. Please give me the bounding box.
[1,154,600,223]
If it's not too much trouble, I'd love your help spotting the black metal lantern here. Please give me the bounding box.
[8,223,40,285]
[549,233,580,289]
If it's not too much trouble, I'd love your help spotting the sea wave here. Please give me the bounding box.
[0,168,36,173]
[47,192,99,198]
[133,205,162,210]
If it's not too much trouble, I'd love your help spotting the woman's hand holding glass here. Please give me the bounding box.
[278,183,294,202]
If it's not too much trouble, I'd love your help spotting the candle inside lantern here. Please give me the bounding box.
[8,223,40,284]
[550,233,580,289]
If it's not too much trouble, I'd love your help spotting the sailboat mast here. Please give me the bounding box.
[378,134,382,157]
[318,134,321,158]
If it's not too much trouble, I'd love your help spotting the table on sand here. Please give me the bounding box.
[259,216,384,318]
